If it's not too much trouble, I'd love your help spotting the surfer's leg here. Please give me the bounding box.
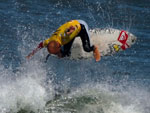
[61,38,75,57]
[78,24,94,52]
[77,22,100,61]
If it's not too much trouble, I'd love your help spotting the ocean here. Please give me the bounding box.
[0,0,150,113]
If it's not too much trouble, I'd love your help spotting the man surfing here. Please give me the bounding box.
[26,20,101,61]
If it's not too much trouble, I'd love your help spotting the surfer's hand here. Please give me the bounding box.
[26,47,41,60]
[26,53,33,59]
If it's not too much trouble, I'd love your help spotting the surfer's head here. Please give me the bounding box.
[47,41,61,55]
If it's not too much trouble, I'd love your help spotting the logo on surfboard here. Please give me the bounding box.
[113,44,121,52]
[118,31,129,50]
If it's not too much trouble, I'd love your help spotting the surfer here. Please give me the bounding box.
[26,20,101,61]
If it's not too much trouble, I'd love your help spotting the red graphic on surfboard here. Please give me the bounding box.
[118,30,129,50]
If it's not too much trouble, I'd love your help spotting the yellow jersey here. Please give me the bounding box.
[43,20,81,47]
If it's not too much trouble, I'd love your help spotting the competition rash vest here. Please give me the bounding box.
[43,20,81,47]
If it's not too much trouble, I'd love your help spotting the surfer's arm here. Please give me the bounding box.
[26,42,44,59]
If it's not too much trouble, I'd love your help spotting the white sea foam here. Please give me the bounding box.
[0,60,55,113]
[46,83,149,113]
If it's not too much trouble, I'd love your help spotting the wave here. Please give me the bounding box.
[0,59,149,113]
[45,83,149,113]
[0,60,55,113]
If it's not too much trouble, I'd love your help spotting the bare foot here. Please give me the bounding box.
[93,45,101,62]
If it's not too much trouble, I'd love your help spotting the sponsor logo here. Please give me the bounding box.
[119,32,126,41]
[113,44,121,52]
[118,30,129,50]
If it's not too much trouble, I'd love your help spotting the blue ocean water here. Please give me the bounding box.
[0,0,150,113]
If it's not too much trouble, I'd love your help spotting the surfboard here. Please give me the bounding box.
[70,28,136,59]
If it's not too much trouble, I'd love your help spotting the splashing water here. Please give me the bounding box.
[45,83,149,113]
[0,59,55,113]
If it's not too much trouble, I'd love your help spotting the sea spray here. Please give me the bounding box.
[0,60,55,113]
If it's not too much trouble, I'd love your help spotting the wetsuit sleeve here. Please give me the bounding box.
[37,39,50,49]
[38,42,44,48]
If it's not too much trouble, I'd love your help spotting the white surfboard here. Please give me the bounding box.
[70,28,136,59]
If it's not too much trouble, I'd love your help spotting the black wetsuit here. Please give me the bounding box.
[61,24,94,57]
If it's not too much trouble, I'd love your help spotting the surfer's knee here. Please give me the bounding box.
[84,47,91,52]
[83,44,94,52]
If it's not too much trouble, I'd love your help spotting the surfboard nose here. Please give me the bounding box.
[128,33,137,45]
[132,38,136,43]
[131,36,136,45]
